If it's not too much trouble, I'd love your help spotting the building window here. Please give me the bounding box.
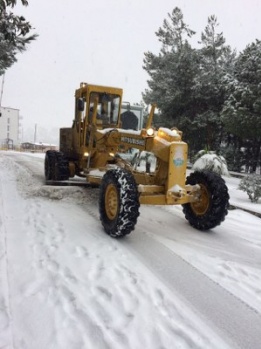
[7,117,10,124]
[7,125,10,131]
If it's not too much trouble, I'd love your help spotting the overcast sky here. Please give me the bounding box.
[1,0,261,136]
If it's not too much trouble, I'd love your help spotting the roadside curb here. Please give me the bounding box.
[229,205,261,219]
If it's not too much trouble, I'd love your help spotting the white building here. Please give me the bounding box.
[0,106,20,149]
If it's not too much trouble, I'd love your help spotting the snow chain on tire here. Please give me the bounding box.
[182,170,229,230]
[45,150,69,181]
[54,151,70,180]
[99,168,140,238]
[44,150,56,180]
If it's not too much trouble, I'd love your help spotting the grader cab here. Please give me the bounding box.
[44,82,229,238]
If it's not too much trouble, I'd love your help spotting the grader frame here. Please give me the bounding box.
[44,82,229,237]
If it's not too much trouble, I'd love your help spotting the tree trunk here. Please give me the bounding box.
[251,140,261,174]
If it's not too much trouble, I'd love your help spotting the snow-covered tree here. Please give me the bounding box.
[192,150,230,176]
[221,141,244,172]
[154,7,195,53]
[238,174,261,203]
[0,0,37,75]
[142,7,198,128]
[142,10,236,159]
[222,40,261,173]
[1,1,27,6]
[192,16,236,151]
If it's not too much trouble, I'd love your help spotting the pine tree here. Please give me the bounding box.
[142,7,198,129]
[193,15,236,151]
[222,40,261,172]
[0,1,28,8]
[155,7,195,53]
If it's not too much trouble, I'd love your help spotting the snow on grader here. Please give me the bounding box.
[44,83,229,237]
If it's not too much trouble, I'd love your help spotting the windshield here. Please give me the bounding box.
[89,92,121,126]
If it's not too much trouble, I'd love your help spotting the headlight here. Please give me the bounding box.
[146,128,154,136]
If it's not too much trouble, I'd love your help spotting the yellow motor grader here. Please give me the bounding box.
[44,82,229,237]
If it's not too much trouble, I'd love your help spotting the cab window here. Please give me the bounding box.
[89,92,121,126]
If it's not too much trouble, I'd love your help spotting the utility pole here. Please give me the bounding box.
[34,123,37,143]
[0,73,5,108]
[0,73,5,117]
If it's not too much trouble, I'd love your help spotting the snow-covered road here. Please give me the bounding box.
[0,151,260,349]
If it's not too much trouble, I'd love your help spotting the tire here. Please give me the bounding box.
[99,168,140,238]
[54,151,70,181]
[44,150,56,180]
[182,170,229,230]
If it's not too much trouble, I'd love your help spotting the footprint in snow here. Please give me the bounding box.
[74,245,89,258]
[96,286,112,301]
[0,299,9,330]
[88,260,105,280]
[46,260,59,273]
[61,267,78,284]
[23,280,44,298]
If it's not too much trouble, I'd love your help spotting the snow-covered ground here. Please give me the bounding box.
[0,151,260,349]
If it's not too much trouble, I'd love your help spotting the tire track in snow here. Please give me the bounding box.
[23,199,112,349]
[20,197,222,349]
[120,228,261,349]
[2,154,125,348]
[141,204,261,313]
[2,154,115,347]
[4,152,260,348]
[1,152,235,349]
[0,158,17,349]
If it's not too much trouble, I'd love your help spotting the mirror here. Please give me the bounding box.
[77,98,85,111]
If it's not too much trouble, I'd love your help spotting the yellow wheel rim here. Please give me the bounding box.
[105,184,119,220]
[191,184,210,216]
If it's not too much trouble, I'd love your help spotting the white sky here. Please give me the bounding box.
[1,0,261,134]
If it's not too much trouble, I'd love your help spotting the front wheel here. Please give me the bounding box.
[99,168,140,238]
[182,170,229,230]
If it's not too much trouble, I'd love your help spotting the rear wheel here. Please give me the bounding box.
[99,168,140,238]
[44,150,56,180]
[54,152,69,180]
[182,170,229,230]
